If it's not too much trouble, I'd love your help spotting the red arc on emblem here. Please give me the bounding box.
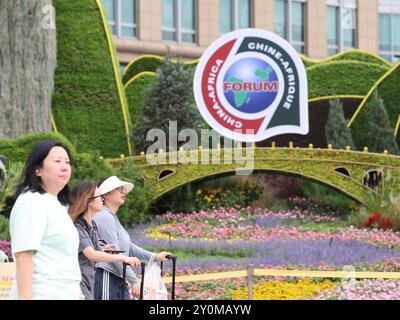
[201,40,265,134]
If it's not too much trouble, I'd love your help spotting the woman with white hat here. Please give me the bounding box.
[93,176,171,300]
[68,181,141,300]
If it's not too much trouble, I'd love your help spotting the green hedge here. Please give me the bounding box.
[301,50,390,69]
[374,64,400,130]
[301,55,318,68]
[122,53,394,155]
[112,161,154,226]
[0,132,114,185]
[351,63,400,149]
[122,56,163,84]
[307,61,389,99]
[0,132,73,163]
[52,0,129,157]
[329,50,391,67]
[350,108,369,150]
[123,55,390,106]
[121,50,389,81]
[122,55,197,84]
[0,133,153,229]
[124,73,155,151]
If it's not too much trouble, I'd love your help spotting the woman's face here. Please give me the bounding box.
[104,186,126,208]
[89,187,103,212]
[36,146,71,194]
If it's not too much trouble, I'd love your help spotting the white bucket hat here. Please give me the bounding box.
[98,176,134,195]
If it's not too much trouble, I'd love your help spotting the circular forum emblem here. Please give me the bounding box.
[194,29,309,142]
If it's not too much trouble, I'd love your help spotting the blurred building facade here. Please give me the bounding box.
[101,0,400,69]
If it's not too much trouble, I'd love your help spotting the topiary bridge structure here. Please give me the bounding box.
[107,146,400,204]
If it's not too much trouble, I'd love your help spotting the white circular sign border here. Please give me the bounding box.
[194,28,308,142]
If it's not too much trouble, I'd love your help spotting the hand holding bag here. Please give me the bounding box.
[143,258,168,300]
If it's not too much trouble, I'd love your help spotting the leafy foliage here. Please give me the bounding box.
[328,51,390,66]
[70,152,114,186]
[374,64,400,131]
[122,55,197,84]
[132,57,204,154]
[0,132,73,163]
[0,132,154,236]
[193,181,263,211]
[351,64,400,150]
[367,91,398,154]
[307,61,388,99]
[347,172,400,231]
[122,56,163,84]
[124,73,155,152]
[0,162,24,240]
[0,131,115,188]
[114,161,154,227]
[325,99,355,149]
[298,180,357,217]
[154,176,263,214]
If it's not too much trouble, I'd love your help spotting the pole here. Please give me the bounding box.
[247,264,254,300]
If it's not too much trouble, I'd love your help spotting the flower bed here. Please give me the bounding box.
[233,278,338,300]
[154,239,399,269]
[0,240,11,261]
[159,259,400,300]
[314,279,400,300]
[128,207,400,300]
[170,277,245,300]
[143,207,400,249]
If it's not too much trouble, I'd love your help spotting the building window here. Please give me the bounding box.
[379,0,400,63]
[275,0,286,39]
[220,0,252,34]
[162,0,196,43]
[327,5,339,55]
[274,0,305,54]
[326,0,357,56]
[102,0,137,37]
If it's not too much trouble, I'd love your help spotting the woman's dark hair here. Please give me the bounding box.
[5,140,73,215]
[69,181,98,222]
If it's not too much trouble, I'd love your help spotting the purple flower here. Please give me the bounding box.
[128,223,400,270]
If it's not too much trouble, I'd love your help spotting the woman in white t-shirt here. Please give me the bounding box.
[8,140,82,300]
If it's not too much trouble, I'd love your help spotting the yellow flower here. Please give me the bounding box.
[232,278,338,300]
[144,225,176,240]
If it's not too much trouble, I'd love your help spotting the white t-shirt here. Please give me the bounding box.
[9,191,81,300]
